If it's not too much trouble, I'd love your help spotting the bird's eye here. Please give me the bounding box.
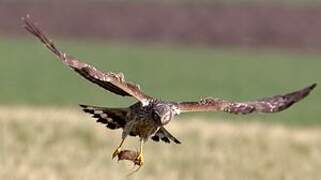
[152,111,160,121]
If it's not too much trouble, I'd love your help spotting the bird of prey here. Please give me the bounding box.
[22,15,316,168]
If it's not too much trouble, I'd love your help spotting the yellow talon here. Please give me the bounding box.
[112,147,121,159]
[127,139,145,176]
[135,152,144,166]
[112,138,126,159]
[127,152,144,176]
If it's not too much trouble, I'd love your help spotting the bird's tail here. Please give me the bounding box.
[79,104,129,130]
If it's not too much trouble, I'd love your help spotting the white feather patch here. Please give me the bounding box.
[94,110,103,114]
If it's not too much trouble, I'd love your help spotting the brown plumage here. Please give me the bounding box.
[176,83,316,114]
[22,15,316,169]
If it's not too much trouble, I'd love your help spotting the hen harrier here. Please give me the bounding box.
[22,15,316,167]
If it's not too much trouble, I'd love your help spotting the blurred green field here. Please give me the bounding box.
[0,37,320,124]
[1,107,320,180]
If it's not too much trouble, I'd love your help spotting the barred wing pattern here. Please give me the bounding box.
[22,15,151,105]
[176,84,316,114]
[151,127,181,144]
[79,104,129,130]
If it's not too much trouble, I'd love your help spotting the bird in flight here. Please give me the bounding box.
[22,15,316,169]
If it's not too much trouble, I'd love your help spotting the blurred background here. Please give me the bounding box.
[0,0,320,180]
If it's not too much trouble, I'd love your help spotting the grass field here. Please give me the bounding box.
[0,37,320,124]
[1,3,320,179]
[0,107,320,180]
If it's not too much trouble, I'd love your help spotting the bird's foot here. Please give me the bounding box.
[127,153,144,176]
[112,147,122,159]
[134,153,144,166]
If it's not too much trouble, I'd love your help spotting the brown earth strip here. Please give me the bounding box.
[2,1,321,49]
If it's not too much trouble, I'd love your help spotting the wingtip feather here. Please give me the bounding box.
[309,83,317,90]
[300,83,317,98]
[79,104,87,108]
[174,139,182,144]
[21,14,30,22]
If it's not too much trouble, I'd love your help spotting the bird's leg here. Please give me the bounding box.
[134,138,144,166]
[112,137,126,159]
[127,138,144,176]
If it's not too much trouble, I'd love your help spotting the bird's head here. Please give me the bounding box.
[151,103,174,125]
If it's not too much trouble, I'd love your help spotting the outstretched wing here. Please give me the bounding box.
[22,15,151,105]
[175,83,316,114]
[79,104,129,130]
